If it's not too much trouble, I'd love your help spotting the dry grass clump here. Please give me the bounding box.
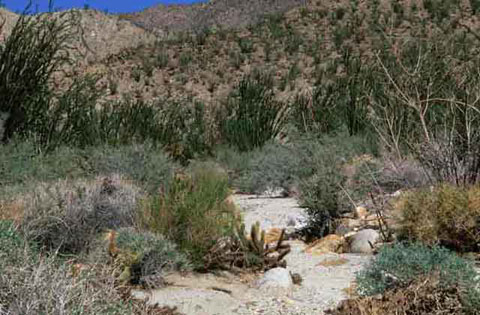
[18,175,143,254]
[0,221,184,315]
[395,184,480,252]
[0,221,123,315]
[328,274,472,315]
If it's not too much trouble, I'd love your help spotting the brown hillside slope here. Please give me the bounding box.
[0,8,155,64]
[1,0,480,107]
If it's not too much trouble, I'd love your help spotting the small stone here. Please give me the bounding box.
[349,229,380,254]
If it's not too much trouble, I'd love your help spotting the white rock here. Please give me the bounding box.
[262,187,288,198]
[349,229,380,254]
[256,267,293,290]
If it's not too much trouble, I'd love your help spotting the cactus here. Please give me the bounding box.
[204,220,291,271]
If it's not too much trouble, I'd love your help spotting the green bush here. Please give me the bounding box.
[151,98,211,163]
[356,242,480,312]
[140,163,238,267]
[219,71,289,151]
[291,84,340,135]
[297,134,375,240]
[298,163,345,241]
[19,176,142,254]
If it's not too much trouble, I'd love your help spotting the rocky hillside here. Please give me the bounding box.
[1,0,479,106]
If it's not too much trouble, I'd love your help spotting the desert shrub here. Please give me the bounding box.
[218,142,308,194]
[113,228,191,285]
[355,243,480,312]
[423,0,460,24]
[151,98,211,163]
[0,255,133,315]
[0,221,138,315]
[292,53,371,137]
[154,50,169,69]
[140,163,238,267]
[0,141,84,189]
[298,162,345,241]
[179,51,193,69]
[88,144,175,193]
[297,134,375,240]
[229,50,245,69]
[395,184,480,252]
[0,220,29,267]
[19,176,142,254]
[368,34,480,185]
[0,142,175,195]
[218,71,289,151]
[330,274,479,315]
[291,84,340,134]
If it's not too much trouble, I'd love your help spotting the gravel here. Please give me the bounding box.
[133,194,372,314]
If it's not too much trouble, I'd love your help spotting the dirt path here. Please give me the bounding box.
[132,195,371,314]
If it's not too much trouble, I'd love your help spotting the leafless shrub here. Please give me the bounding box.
[19,175,143,254]
[369,33,480,185]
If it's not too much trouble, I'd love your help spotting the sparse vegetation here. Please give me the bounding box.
[2,0,480,312]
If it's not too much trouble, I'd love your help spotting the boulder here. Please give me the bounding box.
[348,229,380,254]
[256,267,293,291]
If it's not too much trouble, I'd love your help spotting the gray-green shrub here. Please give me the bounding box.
[115,228,191,285]
[296,134,376,240]
[216,142,309,194]
[0,142,175,195]
[356,242,480,311]
[19,176,142,254]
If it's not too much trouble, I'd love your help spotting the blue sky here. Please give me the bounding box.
[3,1,205,14]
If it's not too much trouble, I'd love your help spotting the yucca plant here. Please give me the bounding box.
[219,71,289,151]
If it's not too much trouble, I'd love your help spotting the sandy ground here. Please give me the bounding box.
[132,195,371,315]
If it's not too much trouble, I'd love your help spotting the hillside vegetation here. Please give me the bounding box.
[0,0,480,314]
